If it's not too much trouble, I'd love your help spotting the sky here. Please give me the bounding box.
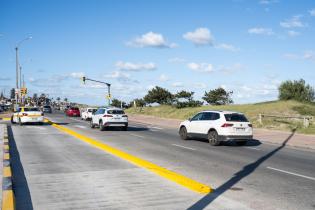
[0,0,315,105]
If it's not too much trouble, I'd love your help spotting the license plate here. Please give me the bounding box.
[113,117,121,120]
[236,128,245,131]
[32,118,37,120]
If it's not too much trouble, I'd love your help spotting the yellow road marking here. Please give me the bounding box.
[4,145,9,150]
[2,190,15,210]
[1,118,11,121]
[46,119,212,194]
[4,153,10,160]
[3,167,12,177]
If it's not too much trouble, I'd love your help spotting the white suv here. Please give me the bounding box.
[90,107,128,131]
[81,108,97,120]
[179,111,253,146]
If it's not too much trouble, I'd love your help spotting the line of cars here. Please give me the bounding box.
[11,103,253,146]
[65,106,129,131]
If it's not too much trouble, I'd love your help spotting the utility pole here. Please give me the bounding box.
[82,76,111,106]
[19,66,22,88]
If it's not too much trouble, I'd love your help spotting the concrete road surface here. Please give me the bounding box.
[4,112,315,210]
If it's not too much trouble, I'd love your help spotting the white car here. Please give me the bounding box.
[90,107,128,131]
[11,107,44,125]
[81,108,97,120]
[179,111,253,146]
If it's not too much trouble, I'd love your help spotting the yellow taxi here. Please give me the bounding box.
[11,107,44,125]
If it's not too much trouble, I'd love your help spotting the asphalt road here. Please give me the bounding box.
[5,112,315,210]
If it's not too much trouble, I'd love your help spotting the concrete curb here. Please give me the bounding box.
[1,125,15,210]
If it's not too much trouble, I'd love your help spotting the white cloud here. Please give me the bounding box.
[194,82,206,89]
[127,32,177,48]
[215,43,239,52]
[310,9,315,16]
[168,57,185,63]
[248,27,274,35]
[304,51,315,60]
[287,30,300,37]
[104,71,139,83]
[69,72,85,79]
[183,28,214,46]
[159,74,169,82]
[172,82,184,88]
[218,63,244,74]
[115,61,156,71]
[259,0,278,4]
[283,53,299,59]
[280,15,306,28]
[187,62,214,73]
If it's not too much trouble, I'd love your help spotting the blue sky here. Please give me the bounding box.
[1,0,315,105]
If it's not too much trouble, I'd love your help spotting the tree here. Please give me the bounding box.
[174,90,203,108]
[129,98,146,107]
[111,99,127,108]
[64,98,68,102]
[175,90,194,101]
[279,79,314,102]
[203,87,233,105]
[10,88,15,99]
[144,86,173,105]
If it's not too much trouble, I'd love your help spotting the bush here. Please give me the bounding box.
[279,79,314,102]
[175,100,203,109]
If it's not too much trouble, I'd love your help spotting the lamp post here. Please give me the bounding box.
[15,36,32,108]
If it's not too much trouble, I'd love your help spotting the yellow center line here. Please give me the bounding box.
[45,119,212,194]
[2,190,15,210]
[3,167,12,177]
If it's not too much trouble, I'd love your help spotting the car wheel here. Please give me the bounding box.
[208,130,220,146]
[18,118,23,126]
[11,116,16,124]
[99,120,105,131]
[236,141,247,146]
[122,126,127,131]
[90,120,95,128]
[179,126,188,140]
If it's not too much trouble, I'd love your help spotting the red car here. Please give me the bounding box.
[66,107,81,117]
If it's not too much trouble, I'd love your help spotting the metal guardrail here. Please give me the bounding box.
[258,114,313,128]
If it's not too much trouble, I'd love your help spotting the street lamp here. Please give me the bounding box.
[15,36,32,107]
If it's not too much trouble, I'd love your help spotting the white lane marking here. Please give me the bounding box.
[172,144,196,151]
[267,166,315,181]
[69,117,86,123]
[74,125,87,129]
[149,126,163,130]
[130,134,145,138]
[244,147,260,151]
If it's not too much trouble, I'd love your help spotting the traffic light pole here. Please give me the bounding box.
[82,77,111,106]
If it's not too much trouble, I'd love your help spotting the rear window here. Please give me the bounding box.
[71,107,79,111]
[107,110,125,115]
[24,107,40,112]
[224,113,248,122]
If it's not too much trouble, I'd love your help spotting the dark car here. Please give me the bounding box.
[66,107,80,117]
[43,105,52,113]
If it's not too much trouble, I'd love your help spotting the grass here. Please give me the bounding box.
[126,100,315,135]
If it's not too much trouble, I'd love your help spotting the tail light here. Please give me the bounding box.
[221,123,233,127]
[103,114,113,117]
[122,115,128,118]
[22,113,28,116]
[248,124,252,127]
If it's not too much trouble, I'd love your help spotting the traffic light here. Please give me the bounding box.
[20,87,27,95]
[82,76,86,84]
